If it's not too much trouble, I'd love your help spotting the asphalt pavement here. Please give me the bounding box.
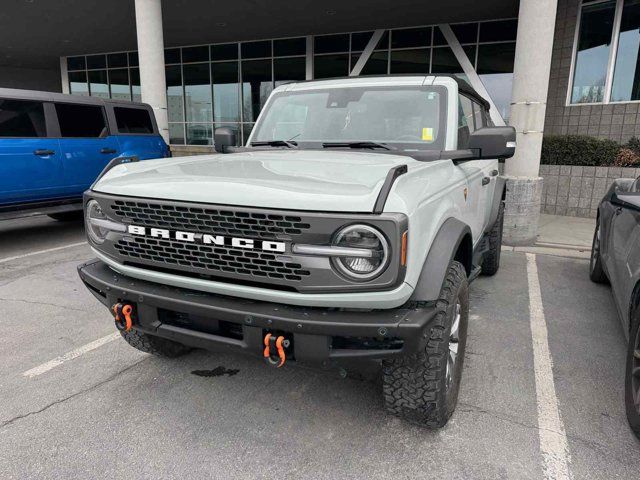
[0,216,638,480]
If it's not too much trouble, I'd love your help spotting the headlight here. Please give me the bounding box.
[331,224,389,281]
[85,199,125,244]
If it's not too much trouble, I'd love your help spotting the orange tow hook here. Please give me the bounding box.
[263,333,288,368]
[112,303,135,332]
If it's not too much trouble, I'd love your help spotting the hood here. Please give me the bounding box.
[93,150,418,212]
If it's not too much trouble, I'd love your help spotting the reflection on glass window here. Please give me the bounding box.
[242,59,272,122]
[88,70,109,99]
[355,51,389,76]
[612,0,640,102]
[478,43,515,122]
[186,123,212,145]
[109,69,131,101]
[130,68,141,102]
[169,123,185,144]
[571,0,616,104]
[166,65,184,122]
[69,71,89,96]
[184,63,212,122]
[212,62,240,123]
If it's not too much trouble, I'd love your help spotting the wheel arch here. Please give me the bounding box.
[410,217,472,302]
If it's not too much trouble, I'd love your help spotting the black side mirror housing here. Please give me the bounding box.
[214,127,237,153]
[468,126,517,160]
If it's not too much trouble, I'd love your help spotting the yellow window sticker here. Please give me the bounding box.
[422,127,434,142]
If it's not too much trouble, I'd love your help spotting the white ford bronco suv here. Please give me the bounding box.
[78,75,515,428]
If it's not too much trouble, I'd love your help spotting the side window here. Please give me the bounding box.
[472,102,486,130]
[457,95,475,149]
[55,103,107,138]
[0,99,47,138]
[114,107,154,134]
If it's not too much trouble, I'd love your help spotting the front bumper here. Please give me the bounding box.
[78,259,437,365]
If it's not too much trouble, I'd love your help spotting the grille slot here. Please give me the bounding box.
[114,236,311,282]
[111,200,311,238]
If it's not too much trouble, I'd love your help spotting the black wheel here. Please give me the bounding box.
[480,202,504,276]
[626,312,640,440]
[382,261,469,428]
[48,211,83,222]
[119,328,191,358]
[590,218,608,283]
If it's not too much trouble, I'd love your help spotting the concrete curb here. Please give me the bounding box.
[502,244,590,260]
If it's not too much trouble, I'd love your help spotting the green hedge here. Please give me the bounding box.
[541,135,622,166]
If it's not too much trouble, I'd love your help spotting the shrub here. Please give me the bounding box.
[627,136,640,157]
[613,148,640,167]
[541,135,621,166]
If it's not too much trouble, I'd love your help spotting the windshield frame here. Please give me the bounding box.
[247,84,449,152]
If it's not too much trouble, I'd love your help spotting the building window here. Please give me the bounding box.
[569,0,640,105]
[65,18,517,145]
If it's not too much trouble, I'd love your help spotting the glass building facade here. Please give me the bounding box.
[65,19,517,145]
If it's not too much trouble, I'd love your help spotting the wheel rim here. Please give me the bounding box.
[632,325,640,415]
[446,302,461,392]
[591,223,600,272]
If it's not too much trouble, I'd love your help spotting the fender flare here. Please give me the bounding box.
[410,218,472,302]
[487,177,506,232]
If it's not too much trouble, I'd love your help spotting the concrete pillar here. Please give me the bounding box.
[503,0,558,246]
[134,0,169,143]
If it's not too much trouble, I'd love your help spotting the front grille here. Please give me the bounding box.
[114,236,311,282]
[111,200,311,238]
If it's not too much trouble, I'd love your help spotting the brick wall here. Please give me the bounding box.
[544,0,640,143]
[540,165,639,217]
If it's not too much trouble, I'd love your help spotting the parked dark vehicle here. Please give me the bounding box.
[0,88,169,221]
[590,177,640,439]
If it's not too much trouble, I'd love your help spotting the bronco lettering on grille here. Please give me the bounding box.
[127,225,286,253]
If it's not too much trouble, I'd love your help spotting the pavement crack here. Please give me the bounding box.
[0,296,89,313]
[0,358,146,430]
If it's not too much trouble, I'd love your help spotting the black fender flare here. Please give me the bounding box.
[410,218,472,302]
[487,176,506,232]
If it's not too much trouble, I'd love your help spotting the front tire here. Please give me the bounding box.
[625,312,640,440]
[590,218,608,283]
[382,261,469,428]
[119,328,191,358]
[481,202,504,276]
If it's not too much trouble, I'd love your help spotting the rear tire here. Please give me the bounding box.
[382,261,469,428]
[119,328,191,358]
[48,211,83,222]
[625,311,640,440]
[589,218,608,284]
[480,202,504,276]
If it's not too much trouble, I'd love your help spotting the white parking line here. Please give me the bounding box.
[0,242,86,264]
[526,253,572,480]
[22,332,120,378]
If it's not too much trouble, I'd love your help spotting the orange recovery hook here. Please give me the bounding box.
[263,333,289,368]
[112,302,135,332]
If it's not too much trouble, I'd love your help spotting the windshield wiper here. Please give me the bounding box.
[322,141,395,151]
[250,140,298,149]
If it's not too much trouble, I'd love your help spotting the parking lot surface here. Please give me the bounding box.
[1,216,639,479]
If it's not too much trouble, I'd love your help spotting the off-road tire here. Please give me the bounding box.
[382,261,469,428]
[48,211,83,222]
[590,218,608,284]
[119,328,191,357]
[625,311,640,440]
[480,202,504,276]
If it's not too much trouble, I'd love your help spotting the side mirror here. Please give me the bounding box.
[468,126,517,160]
[214,127,237,153]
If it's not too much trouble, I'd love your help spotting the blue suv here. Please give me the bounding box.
[0,88,169,220]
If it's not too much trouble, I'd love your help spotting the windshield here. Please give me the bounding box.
[250,86,447,150]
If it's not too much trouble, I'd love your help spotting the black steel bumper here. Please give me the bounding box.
[78,259,437,366]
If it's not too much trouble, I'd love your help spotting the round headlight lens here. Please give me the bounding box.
[85,199,109,244]
[332,225,389,281]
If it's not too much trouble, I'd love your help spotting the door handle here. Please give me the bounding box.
[615,207,623,215]
[100,148,117,154]
[34,149,55,156]
[482,177,491,186]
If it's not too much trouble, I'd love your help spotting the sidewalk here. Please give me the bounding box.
[503,214,595,259]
